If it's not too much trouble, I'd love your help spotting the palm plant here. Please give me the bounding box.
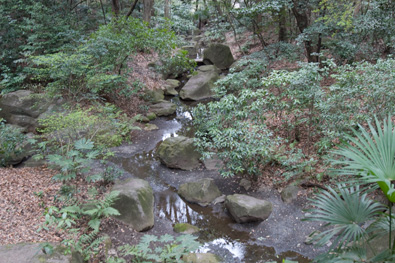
[332,116,395,203]
[305,116,395,261]
[304,184,383,249]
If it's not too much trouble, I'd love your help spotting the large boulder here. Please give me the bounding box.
[203,43,235,69]
[178,178,222,206]
[112,178,154,232]
[179,65,220,101]
[149,101,177,116]
[0,90,54,132]
[0,243,83,263]
[225,194,272,223]
[156,136,201,170]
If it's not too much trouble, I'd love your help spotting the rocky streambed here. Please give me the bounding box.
[104,96,326,263]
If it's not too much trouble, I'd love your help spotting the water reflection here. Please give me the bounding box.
[162,132,179,140]
[199,238,245,260]
[156,190,203,224]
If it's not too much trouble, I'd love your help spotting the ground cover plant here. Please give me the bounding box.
[193,57,395,184]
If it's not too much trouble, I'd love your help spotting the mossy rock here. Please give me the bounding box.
[178,178,222,206]
[112,178,154,231]
[174,223,200,234]
[146,112,157,121]
[145,89,164,103]
[157,136,201,170]
[182,253,222,263]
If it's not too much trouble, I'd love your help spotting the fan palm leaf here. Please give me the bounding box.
[332,116,395,202]
[304,184,384,248]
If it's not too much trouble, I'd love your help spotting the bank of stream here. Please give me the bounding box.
[104,95,327,262]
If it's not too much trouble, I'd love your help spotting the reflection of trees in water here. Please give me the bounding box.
[157,193,203,224]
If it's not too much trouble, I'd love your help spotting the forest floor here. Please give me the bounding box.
[0,167,63,245]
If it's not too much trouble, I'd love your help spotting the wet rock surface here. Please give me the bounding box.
[156,135,201,170]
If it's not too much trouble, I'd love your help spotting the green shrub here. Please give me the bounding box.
[155,50,197,78]
[317,58,395,150]
[0,0,89,94]
[30,17,177,101]
[110,234,200,263]
[37,104,138,152]
[0,120,26,167]
[193,89,282,178]
[40,190,120,261]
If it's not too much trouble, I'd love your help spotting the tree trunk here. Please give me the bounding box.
[212,0,223,16]
[126,0,139,18]
[278,7,287,42]
[111,0,120,17]
[99,0,107,24]
[164,0,170,18]
[143,0,154,23]
[291,0,319,62]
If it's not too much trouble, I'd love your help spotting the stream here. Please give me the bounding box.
[107,96,324,262]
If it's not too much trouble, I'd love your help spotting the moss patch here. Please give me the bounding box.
[174,223,199,234]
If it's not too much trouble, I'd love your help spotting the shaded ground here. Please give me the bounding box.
[0,167,63,245]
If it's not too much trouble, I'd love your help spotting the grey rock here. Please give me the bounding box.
[144,123,159,131]
[240,178,252,191]
[180,65,220,101]
[112,178,154,231]
[149,101,177,116]
[178,178,222,206]
[145,89,164,103]
[213,195,226,205]
[156,136,201,170]
[0,90,54,132]
[203,43,235,69]
[225,194,272,223]
[183,253,222,263]
[280,185,301,203]
[164,79,180,96]
[182,45,198,59]
[0,243,83,263]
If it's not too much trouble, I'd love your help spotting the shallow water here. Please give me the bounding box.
[109,98,312,263]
